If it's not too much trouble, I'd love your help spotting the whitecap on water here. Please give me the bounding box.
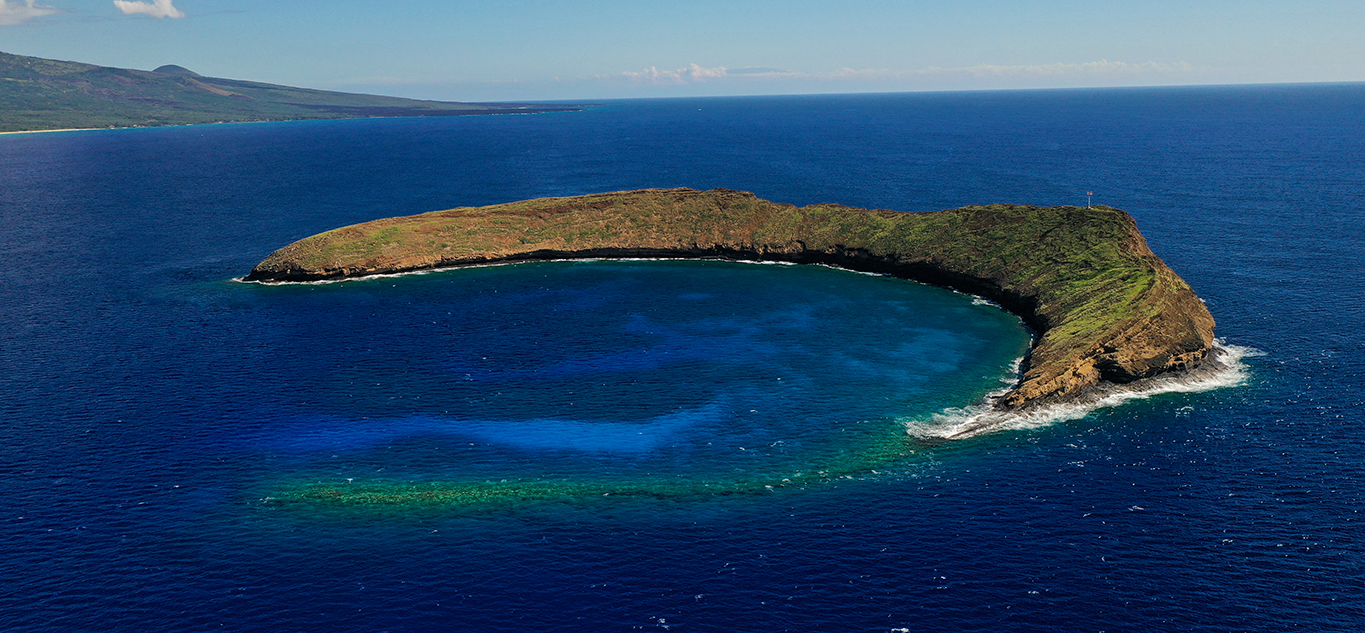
[905,340,1259,440]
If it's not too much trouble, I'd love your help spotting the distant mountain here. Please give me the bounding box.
[0,51,580,133]
[151,64,200,77]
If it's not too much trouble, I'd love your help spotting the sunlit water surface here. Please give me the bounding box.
[3,85,1363,631]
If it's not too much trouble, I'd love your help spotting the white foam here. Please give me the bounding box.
[232,266,447,285]
[234,255,960,286]
[905,340,1259,440]
[232,256,806,286]
[810,262,887,276]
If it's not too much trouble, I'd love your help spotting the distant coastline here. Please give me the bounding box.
[0,51,585,133]
[0,128,92,136]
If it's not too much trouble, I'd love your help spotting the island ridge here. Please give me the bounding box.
[246,188,1216,409]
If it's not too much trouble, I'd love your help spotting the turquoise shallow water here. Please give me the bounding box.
[242,260,1029,499]
[2,85,1363,631]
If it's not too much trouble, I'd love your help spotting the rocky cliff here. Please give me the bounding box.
[246,188,1216,409]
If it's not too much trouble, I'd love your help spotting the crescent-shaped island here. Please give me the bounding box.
[246,187,1216,411]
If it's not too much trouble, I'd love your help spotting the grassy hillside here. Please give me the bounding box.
[0,51,580,132]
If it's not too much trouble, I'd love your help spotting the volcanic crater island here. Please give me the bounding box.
[249,188,1216,417]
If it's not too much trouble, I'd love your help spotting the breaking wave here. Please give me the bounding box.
[232,257,805,285]
[906,340,1259,440]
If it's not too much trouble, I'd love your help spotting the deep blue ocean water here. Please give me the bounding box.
[2,84,1363,631]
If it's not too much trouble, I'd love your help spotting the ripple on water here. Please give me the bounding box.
[246,259,1035,506]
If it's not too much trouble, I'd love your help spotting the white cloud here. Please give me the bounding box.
[340,59,1202,102]
[113,0,184,19]
[574,59,1204,99]
[0,0,59,26]
[601,60,1193,87]
[610,63,731,85]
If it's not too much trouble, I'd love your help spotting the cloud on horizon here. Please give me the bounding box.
[113,0,184,19]
[599,60,1194,88]
[0,0,59,25]
[611,63,734,85]
[331,59,1204,103]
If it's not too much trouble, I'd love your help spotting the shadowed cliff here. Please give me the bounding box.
[246,188,1216,409]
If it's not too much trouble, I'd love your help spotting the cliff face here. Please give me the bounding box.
[246,188,1216,409]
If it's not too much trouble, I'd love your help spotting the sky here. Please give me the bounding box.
[2,0,1364,102]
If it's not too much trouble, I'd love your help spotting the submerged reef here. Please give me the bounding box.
[247,188,1215,410]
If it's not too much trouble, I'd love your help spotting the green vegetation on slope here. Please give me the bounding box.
[0,51,581,133]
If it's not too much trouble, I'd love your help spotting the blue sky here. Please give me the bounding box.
[3,0,1363,101]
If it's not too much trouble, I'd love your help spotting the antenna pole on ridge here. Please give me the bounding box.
[1087,191,1093,209]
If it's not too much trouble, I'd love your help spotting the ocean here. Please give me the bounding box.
[1,85,1362,631]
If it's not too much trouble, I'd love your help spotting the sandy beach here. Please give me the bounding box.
[0,128,96,136]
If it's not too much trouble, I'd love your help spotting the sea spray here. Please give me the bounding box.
[906,341,1258,440]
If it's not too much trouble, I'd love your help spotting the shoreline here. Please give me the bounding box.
[0,128,98,136]
[235,255,870,286]
[0,107,588,138]
[910,340,1254,440]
